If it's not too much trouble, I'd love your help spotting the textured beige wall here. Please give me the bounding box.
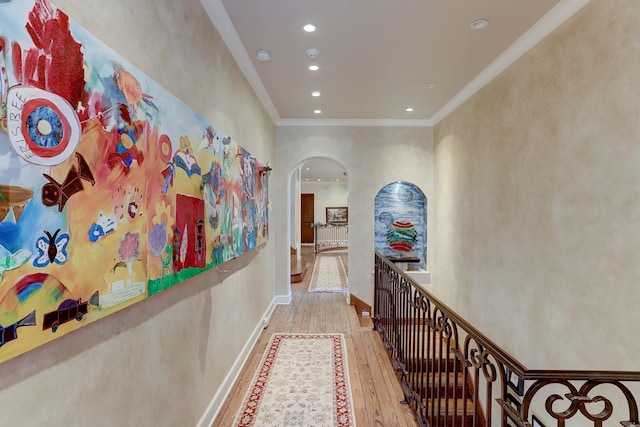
[275,126,433,306]
[433,0,640,370]
[0,0,275,425]
[301,181,349,223]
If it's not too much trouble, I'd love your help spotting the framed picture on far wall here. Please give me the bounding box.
[326,206,348,223]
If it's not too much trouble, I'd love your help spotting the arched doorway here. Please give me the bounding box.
[288,157,349,294]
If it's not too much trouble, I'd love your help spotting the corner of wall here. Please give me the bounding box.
[275,291,292,305]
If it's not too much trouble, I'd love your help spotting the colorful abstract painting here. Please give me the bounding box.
[0,0,269,363]
[374,181,427,269]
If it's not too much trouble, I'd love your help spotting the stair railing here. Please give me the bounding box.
[374,252,640,427]
[313,223,348,253]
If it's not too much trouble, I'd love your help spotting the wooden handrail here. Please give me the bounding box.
[375,251,527,375]
[374,251,640,427]
[523,370,640,381]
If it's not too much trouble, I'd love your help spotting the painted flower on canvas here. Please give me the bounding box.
[118,232,140,262]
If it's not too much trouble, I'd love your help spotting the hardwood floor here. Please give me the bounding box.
[212,245,418,427]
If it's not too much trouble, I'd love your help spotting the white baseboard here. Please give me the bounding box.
[195,298,276,427]
[275,291,291,305]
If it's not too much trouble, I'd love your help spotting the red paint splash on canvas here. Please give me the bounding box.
[12,0,87,117]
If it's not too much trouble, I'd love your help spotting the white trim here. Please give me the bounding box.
[431,0,591,125]
[202,0,590,128]
[195,298,277,427]
[199,0,280,123]
[277,118,433,128]
[276,291,292,305]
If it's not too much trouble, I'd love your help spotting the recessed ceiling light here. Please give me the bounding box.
[311,91,321,97]
[256,50,271,62]
[316,179,321,181]
[423,83,434,89]
[305,167,310,170]
[406,107,414,112]
[314,109,322,114]
[470,19,489,30]
[306,48,320,59]
[305,178,309,181]
[335,179,340,182]
[303,24,316,33]
[308,65,319,71]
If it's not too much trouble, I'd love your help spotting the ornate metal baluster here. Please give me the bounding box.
[374,252,640,427]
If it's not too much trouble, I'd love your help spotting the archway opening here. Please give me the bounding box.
[288,157,349,294]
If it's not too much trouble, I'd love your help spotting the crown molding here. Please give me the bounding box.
[430,0,591,125]
[202,0,590,128]
[277,118,433,127]
[200,0,432,128]
[200,0,280,123]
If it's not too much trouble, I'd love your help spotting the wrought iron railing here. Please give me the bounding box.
[313,223,348,253]
[374,252,640,427]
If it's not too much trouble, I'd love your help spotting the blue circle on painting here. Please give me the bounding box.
[378,211,394,227]
[397,186,414,203]
[25,105,64,149]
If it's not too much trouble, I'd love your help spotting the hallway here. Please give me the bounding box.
[212,246,418,426]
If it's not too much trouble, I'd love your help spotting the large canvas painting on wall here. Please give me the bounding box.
[0,0,269,363]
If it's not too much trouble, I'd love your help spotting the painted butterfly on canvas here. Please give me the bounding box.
[33,229,70,267]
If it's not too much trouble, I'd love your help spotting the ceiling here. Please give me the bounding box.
[199,0,584,125]
[299,157,348,184]
[199,0,587,181]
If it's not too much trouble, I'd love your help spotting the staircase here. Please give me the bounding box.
[290,247,305,283]
[402,339,485,427]
[376,251,640,427]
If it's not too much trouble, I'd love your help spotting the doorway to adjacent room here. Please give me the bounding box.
[301,193,314,244]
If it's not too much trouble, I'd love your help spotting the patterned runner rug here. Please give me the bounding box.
[308,254,347,292]
[233,333,356,427]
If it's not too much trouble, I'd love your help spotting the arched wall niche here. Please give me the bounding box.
[374,181,427,270]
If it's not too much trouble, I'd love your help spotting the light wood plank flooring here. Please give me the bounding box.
[212,246,418,427]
